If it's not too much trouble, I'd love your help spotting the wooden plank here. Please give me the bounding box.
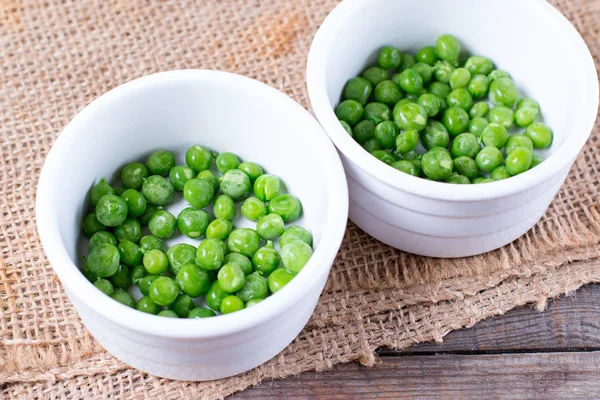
[233,352,600,399]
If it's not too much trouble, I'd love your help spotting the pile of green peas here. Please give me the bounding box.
[335,34,553,184]
[80,146,313,318]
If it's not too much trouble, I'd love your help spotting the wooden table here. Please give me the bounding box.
[233,284,600,399]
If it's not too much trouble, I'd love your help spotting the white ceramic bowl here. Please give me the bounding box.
[307,0,599,258]
[36,70,348,380]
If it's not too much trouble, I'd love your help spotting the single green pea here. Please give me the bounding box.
[218,263,246,293]
[433,60,454,83]
[505,134,534,154]
[516,97,540,113]
[212,194,235,221]
[82,212,105,237]
[400,53,415,70]
[146,150,175,176]
[490,165,511,180]
[96,194,128,227]
[120,189,147,218]
[114,218,142,243]
[476,146,504,172]
[362,66,389,86]
[393,102,428,131]
[93,279,114,296]
[142,175,174,206]
[417,93,441,117]
[335,100,364,126]
[149,276,179,307]
[395,68,423,94]
[373,80,403,106]
[362,138,382,153]
[450,68,471,89]
[216,152,241,174]
[378,45,402,69]
[442,107,470,137]
[252,241,281,276]
[169,166,195,191]
[81,260,98,282]
[253,174,281,202]
[470,102,489,118]
[176,264,210,298]
[371,150,396,165]
[143,249,169,275]
[525,122,553,149]
[340,121,353,136]
[506,147,533,175]
[88,231,117,252]
[196,238,225,270]
[206,218,233,240]
[110,289,135,308]
[488,69,511,81]
[343,77,373,105]
[395,129,419,154]
[451,133,480,158]
[469,117,489,138]
[531,154,544,168]
[363,102,392,125]
[352,120,376,145]
[138,275,159,296]
[90,178,115,207]
[137,203,160,226]
[421,120,449,150]
[220,169,251,201]
[267,194,302,223]
[241,197,268,221]
[453,156,479,180]
[135,296,159,315]
[428,81,451,99]
[236,271,268,302]
[411,62,433,84]
[281,239,312,275]
[391,160,420,177]
[167,243,198,275]
[121,162,149,190]
[228,228,260,257]
[467,74,490,99]
[446,88,473,111]
[374,121,400,149]
[465,55,494,75]
[256,213,285,240]
[415,46,438,66]
[87,243,120,278]
[139,235,164,254]
[472,176,494,184]
[205,281,229,311]
[117,239,143,266]
[481,123,509,149]
[514,107,537,127]
[280,226,312,248]
[239,162,264,182]
[245,298,263,307]
[130,264,147,285]
[488,106,514,128]
[489,77,518,107]
[444,173,470,184]
[267,268,294,294]
[176,207,209,239]
[148,210,176,239]
[183,178,214,208]
[158,310,179,318]
[220,295,245,314]
[186,145,213,173]
[421,147,454,180]
[197,169,220,191]
[109,264,131,290]
[436,34,461,64]
[188,307,217,318]
[224,252,253,275]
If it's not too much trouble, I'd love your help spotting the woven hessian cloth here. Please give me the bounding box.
[1,0,599,398]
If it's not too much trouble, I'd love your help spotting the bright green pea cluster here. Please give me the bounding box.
[80,146,313,318]
[335,34,553,184]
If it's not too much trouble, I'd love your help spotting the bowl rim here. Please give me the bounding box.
[36,69,349,339]
[306,0,599,202]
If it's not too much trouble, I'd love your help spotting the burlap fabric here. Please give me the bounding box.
[1,0,599,398]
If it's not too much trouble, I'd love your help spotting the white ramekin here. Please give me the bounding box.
[36,70,349,380]
[307,0,598,257]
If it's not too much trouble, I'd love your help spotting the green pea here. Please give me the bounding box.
[87,243,120,278]
[422,147,454,180]
[490,165,511,180]
[114,218,141,243]
[117,240,142,266]
[109,264,131,290]
[267,194,302,223]
[400,53,416,70]
[505,134,534,154]
[149,276,179,306]
[363,137,382,153]
[134,296,158,315]
[279,226,312,249]
[446,88,473,111]
[362,66,389,86]
[467,74,490,99]
[363,102,392,125]
[197,169,220,191]
[391,160,420,177]
[489,77,518,107]
[374,121,400,149]
[395,69,423,94]
[436,34,461,64]
[158,310,179,318]
[442,107,470,137]
[239,162,264,182]
[472,177,493,184]
[130,264,147,285]
[236,271,268,302]
[90,178,115,207]
[450,68,471,89]
[138,275,159,296]
[188,307,217,318]
[164,243,195,275]
[525,122,553,149]
[469,117,489,137]
[340,121,353,136]
[428,81,451,99]
[415,46,438,66]
[148,210,176,239]
[224,252,253,275]
[256,213,285,240]
[281,239,312,275]
[206,218,233,240]
[268,268,294,294]
[212,194,235,221]
[169,166,195,191]
[142,175,174,206]
[146,150,175,176]
[514,107,537,127]
[433,60,454,83]
[110,289,135,308]
[196,238,225,270]
[335,100,364,126]
[393,102,428,131]
[228,228,260,257]
[186,145,213,173]
[488,106,514,128]
[411,63,433,84]
[443,173,469,184]
[378,45,402,69]
[417,93,440,117]
[176,208,209,239]
[205,281,229,311]
[352,120,376,145]
[516,97,540,113]
[241,197,268,221]
[465,55,494,75]
[475,146,504,172]
[137,203,160,226]
[506,147,533,176]
[395,129,419,154]
[139,235,164,254]
[183,178,214,208]
[220,169,251,201]
[488,69,511,81]
[96,194,128,227]
[176,264,210,298]
[82,212,105,237]
[220,295,245,314]
[531,154,544,168]
[93,279,114,296]
[251,241,280,276]
[217,263,246,293]
[421,120,449,150]
[373,80,403,106]
[88,231,117,252]
[343,77,373,105]
[451,133,480,158]
[245,299,263,307]
[215,152,241,174]
[470,102,489,118]
[481,123,508,149]
[453,156,479,180]
[371,150,395,165]
[121,162,149,190]
[143,249,169,275]
[120,189,147,218]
